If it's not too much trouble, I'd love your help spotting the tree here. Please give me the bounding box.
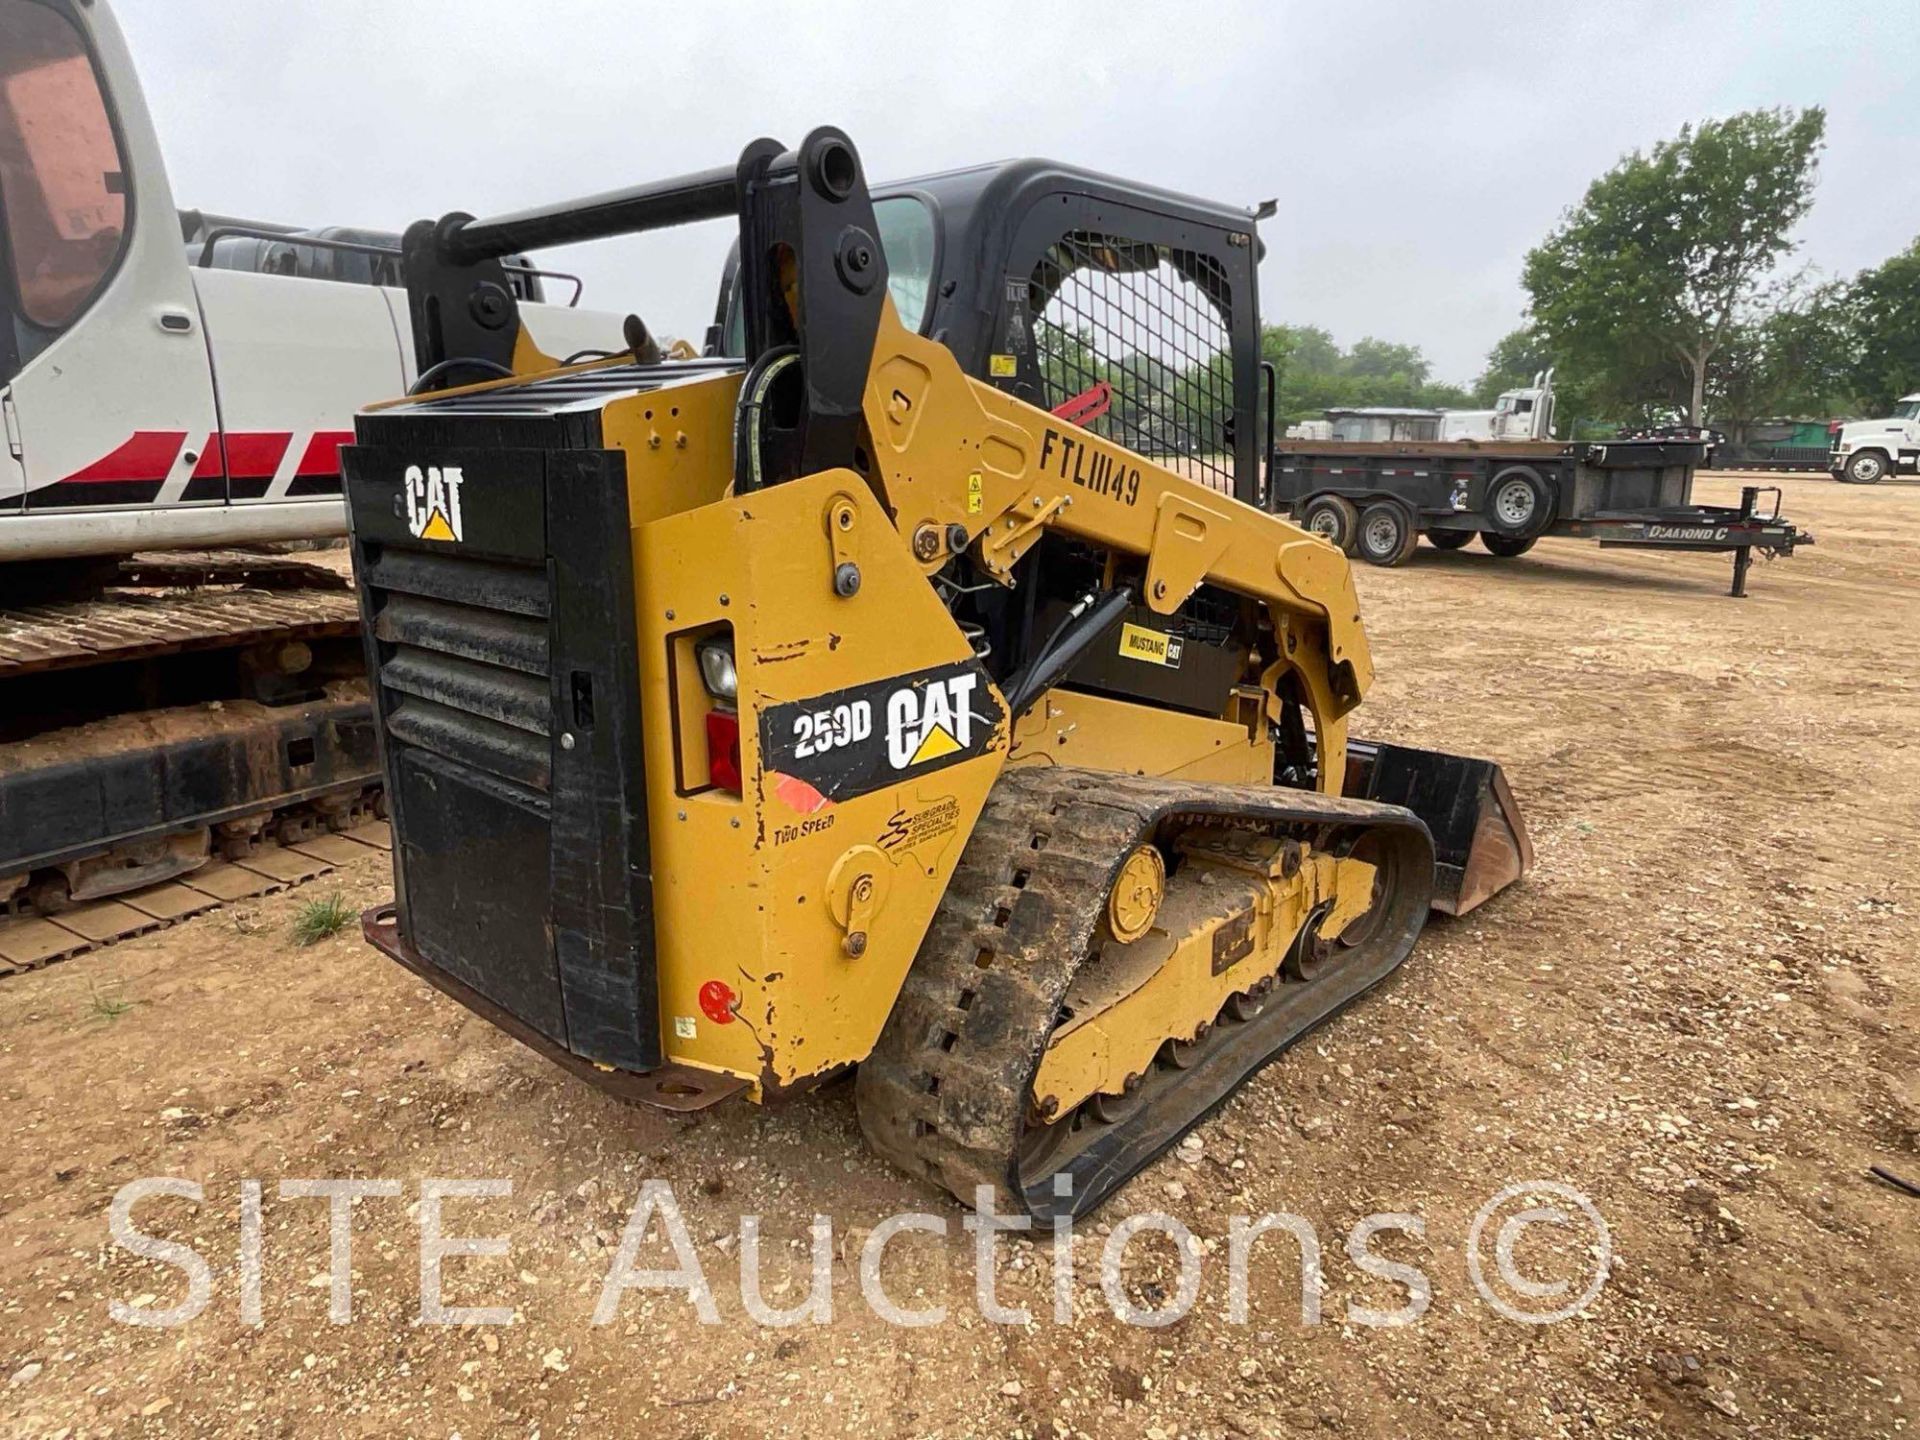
[1706,285,1855,435]
[1522,107,1827,424]
[1344,337,1430,384]
[1261,322,1467,416]
[1474,327,1554,404]
[1848,237,1920,413]
[1260,322,1342,377]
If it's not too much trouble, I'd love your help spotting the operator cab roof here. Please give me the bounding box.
[872,157,1264,235]
[712,156,1266,364]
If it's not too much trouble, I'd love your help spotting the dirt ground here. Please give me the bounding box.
[1,471,1915,1439]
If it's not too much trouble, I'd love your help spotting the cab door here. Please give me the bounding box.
[0,0,222,513]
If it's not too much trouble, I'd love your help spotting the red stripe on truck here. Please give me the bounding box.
[63,429,309,486]
[222,431,293,479]
[59,430,186,483]
[295,430,354,477]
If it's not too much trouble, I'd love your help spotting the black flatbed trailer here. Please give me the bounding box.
[1266,435,1808,596]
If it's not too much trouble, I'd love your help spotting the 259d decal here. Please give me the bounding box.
[760,660,1005,805]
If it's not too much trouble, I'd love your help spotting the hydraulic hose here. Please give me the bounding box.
[1002,589,1131,718]
[733,345,800,492]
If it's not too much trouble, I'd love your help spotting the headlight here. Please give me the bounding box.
[697,638,738,704]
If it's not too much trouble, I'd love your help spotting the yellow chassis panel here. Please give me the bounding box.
[1009,688,1270,785]
[628,461,1008,1097]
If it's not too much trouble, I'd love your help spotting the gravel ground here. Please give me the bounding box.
[0,470,1914,1439]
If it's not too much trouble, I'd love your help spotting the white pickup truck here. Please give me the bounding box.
[1829,395,1920,484]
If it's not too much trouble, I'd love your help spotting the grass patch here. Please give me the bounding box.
[86,980,134,1023]
[292,893,353,947]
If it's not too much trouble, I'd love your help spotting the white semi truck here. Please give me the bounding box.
[1437,371,1556,442]
[0,0,624,924]
[1282,373,1558,445]
[1829,395,1920,484]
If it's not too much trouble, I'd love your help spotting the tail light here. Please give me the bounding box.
[690,635,742,795]
[705,709,742,794]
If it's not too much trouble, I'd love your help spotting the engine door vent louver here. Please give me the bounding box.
[366,549,554,795]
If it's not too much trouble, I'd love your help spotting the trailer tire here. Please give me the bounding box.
[1356,502,1419,567]
[1841,450,1888,484]
[1300,495,1360,552]
[1485,466,1554,539]
[1424,529,1474,550]
[1479,533,1537,558]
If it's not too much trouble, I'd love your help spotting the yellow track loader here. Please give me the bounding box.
[341,131,1530,1218]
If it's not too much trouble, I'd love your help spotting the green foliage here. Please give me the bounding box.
[292,893,353,947]
[1263,322,1340,375]
[1847,237,1920,413]
[86,979,134,1023]
[1261,323,1469,421]
[1344,337,1430,384]
[1707,285,1857,431]
[1522,107,1827,424]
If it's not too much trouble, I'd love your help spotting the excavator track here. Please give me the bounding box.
[856,767,1435,1220]
[1,549,382,935]
[0,551,358,679]
[0,811,390,976]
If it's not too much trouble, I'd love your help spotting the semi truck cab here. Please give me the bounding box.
[1439,371,1557,442]
[1830,395,1920,484]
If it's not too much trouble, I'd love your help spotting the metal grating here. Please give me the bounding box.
[1030,232,1235,494]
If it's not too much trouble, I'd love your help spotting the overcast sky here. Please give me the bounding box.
[118,0,1920,386]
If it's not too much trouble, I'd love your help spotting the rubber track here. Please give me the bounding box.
[855,766,1435,1220]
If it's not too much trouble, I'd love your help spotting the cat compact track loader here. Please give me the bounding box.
[341,130,1530,1219]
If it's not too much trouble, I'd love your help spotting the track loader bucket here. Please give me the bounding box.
[1345,741,1532,915]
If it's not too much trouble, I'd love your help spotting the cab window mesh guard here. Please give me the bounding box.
[1031,232,1234,495]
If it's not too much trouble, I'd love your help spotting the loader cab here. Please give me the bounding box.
[714,159,1268,505]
